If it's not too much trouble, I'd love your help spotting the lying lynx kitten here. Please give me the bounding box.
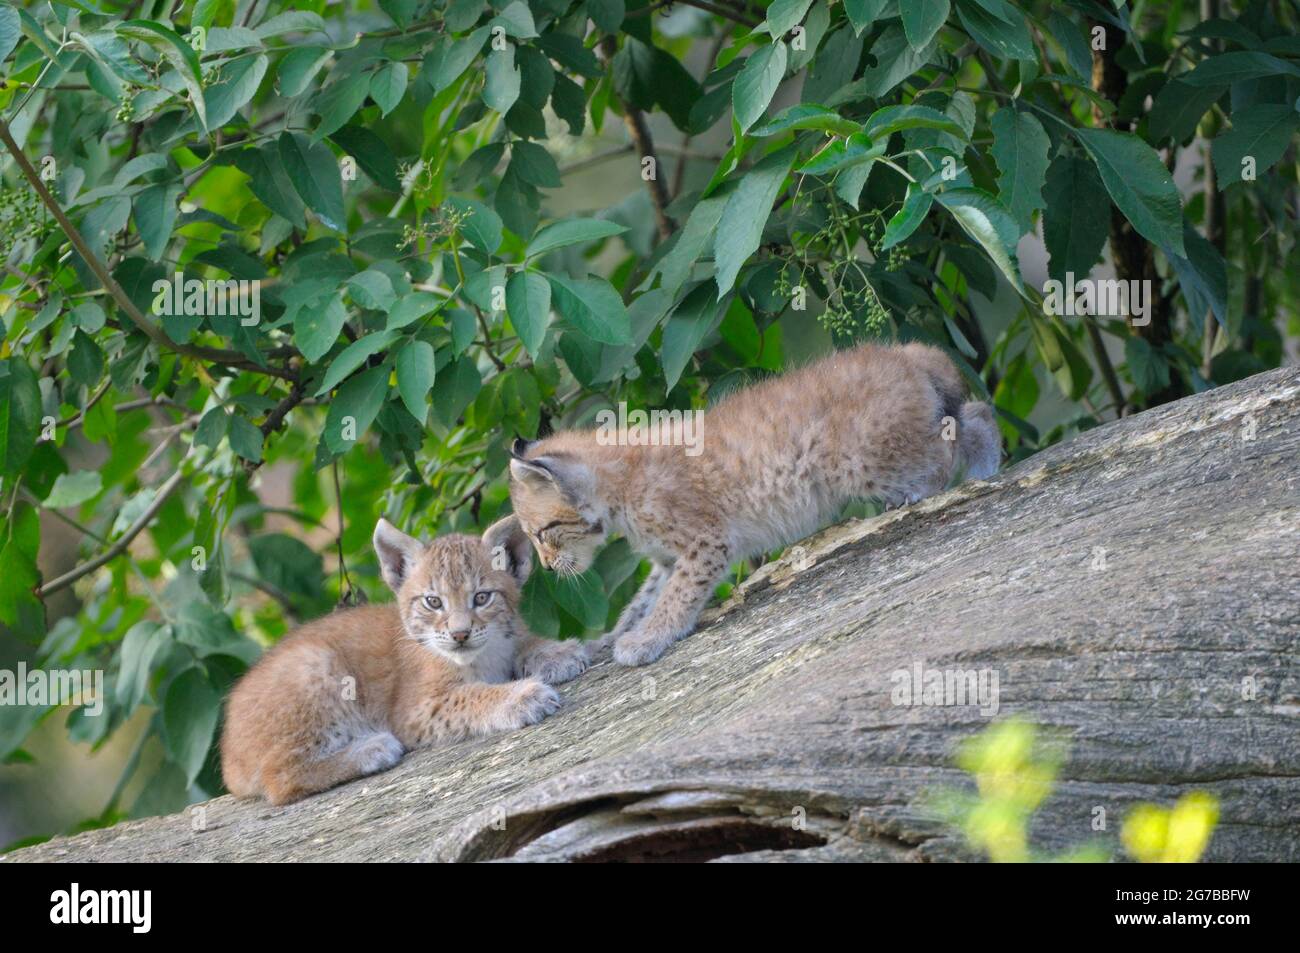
[509,342,1000,667]
[221,516,585,804]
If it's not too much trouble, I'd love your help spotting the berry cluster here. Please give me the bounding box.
[0,185,46,251]
[399,201,472,250]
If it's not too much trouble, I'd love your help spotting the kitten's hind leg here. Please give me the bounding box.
[262,732,404,805]
[613,553,726,667]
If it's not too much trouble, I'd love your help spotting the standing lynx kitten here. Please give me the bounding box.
[221,516,585,805]
[508,342,1000,667]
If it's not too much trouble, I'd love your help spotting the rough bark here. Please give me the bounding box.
[8,367,1299,863]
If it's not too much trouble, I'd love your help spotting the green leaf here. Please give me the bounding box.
[347,269,397,310]
[589,0,625,32]
[118,20,208,131]
[42,470,102,508]
[255,10,328,38]
[370,61,408,117]
[1211,104,1300,187]
[395,339,435,422]
[506,270,551,358]
[431,356,481,427]
[881,184,934,250]
[485,44,522,114]
[714,144,797,296]
[446,196,504,254]
[329,125,402,192]
[765,0,815,38]
[989,107,1050,232]
[227,415,264,462]
[526,218,627,258]
[864,103,965,140]
[162,666,221,786]
[1148,80,1224,144]
[324,366,390,454]
[276,46,331,98]
[546,570,608,630]
[234,144,306,230]
[0,502,42,635]
[843,0,890,35]
[491,1,538,37]
[509,140,562,189]
[954,0,1036,61]
[859,22,937,97]
[1073,128,1185,257]
[278,131,346,231]
[1124,336,1170,394]
[750,103,862,137]
[661,283,724,391]
[205,53,268,129]
[133,184,181,261]
[1170,223,1228,331]
[295,293,347,363]
[902,0,950,51]
[194,407,229,448]
[733,41,788,133]
[547,274,632,345]
[1042,153,1109,284]
[797,133,884,175]
[425,27,489,93]
[117,621,170,715]
[68,331,104,387]
[499,368,540,439]
[936,189,1025,295]
[1181,51,1300,86]
[642,193,727,294]
[316,331,400,396]
[386,292,443,331]
[0,4,20,67]
[313,72,370,139]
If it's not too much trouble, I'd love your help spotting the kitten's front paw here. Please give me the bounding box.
[613,629,674,667]
[503,679,562,728]
[518,639,588,684]
[353,732,404,775]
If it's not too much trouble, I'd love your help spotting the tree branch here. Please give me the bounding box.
[598,37,675,241]
[0,117,298,381]
[37,466,187,598]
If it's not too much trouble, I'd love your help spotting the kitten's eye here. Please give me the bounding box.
[473,591,493,607]
[422,594,442,611]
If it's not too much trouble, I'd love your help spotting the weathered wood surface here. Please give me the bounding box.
[9,366,1299,863]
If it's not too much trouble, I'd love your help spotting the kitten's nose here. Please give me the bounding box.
[450,630,471,645]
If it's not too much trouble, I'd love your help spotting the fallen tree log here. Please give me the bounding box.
[8,366,1299,863]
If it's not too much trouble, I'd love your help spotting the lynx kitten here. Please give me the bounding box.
[221,516,585,804]
[508,342,1000,667]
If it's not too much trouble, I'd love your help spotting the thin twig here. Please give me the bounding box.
[38,467,188,597]
[0,117,298,381]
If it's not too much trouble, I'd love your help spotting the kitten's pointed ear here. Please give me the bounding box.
[373,518,422,593]
[482,514,534,586]
[509,454,554,488]
[511,437,535,458]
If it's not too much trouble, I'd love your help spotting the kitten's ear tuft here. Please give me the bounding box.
[482,514,534,586]
[509,455,554,487]
[373,518,422,593]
